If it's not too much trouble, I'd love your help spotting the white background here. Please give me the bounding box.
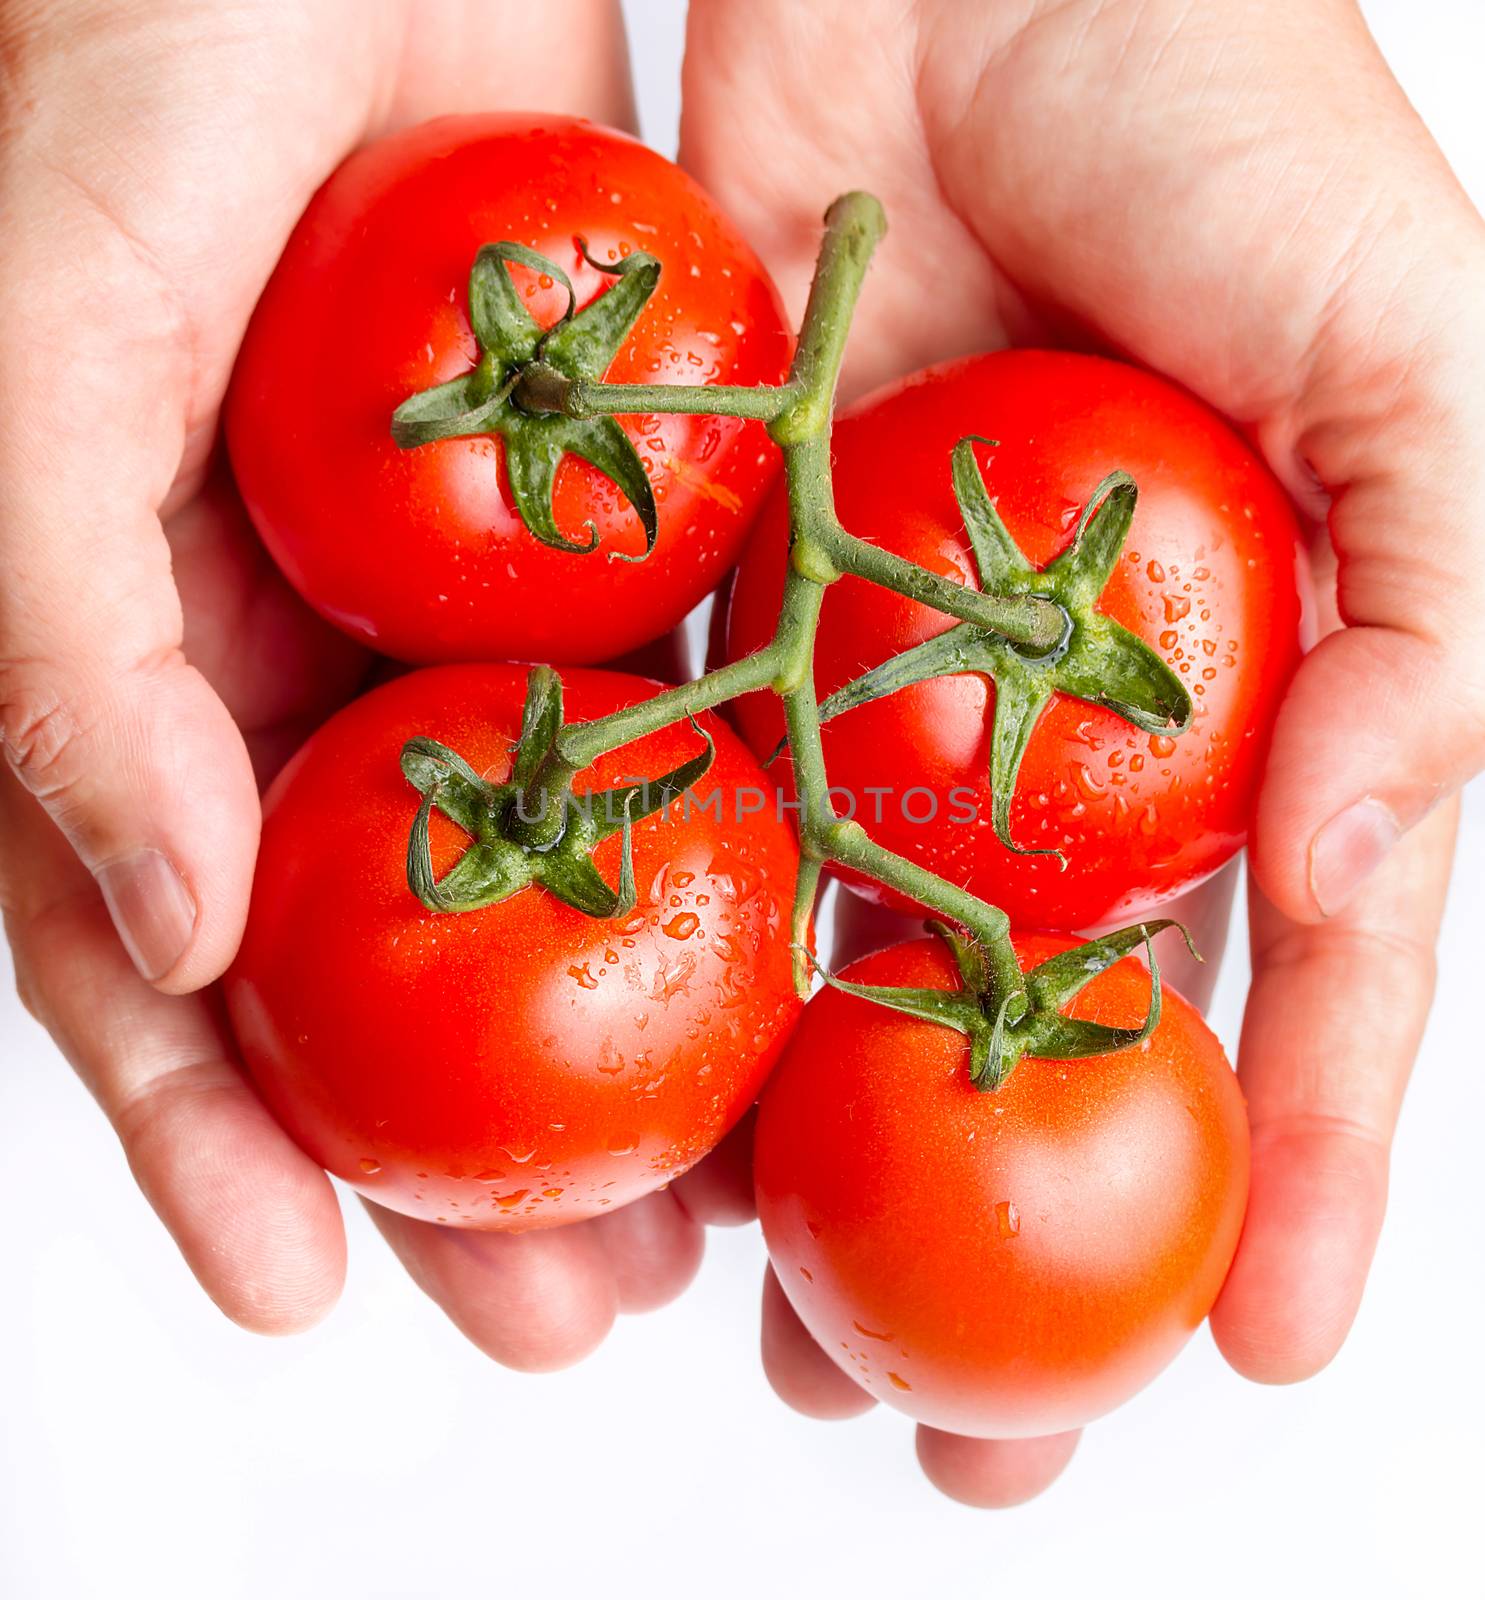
[3,3,1483,1596]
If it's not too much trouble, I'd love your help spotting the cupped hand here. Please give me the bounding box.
[0,0,716,1364]
[681,0,1481,1503]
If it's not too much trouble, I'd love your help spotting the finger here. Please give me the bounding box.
[1210,798,1457,1383]
[679,0,1031,400]
[591,1189,705,1313]
[914,1425,1081,1510]
[2,780,344,1332]
[760,1265,877,1420]
[367,1206,618,1373]
[0,166,260,993]
[671,1109,759,1227]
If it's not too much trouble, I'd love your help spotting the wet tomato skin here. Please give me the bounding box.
[753,933,1249,1438]
[226,664,802,1230]
[725,350,1305,931]
[227,114,792,666]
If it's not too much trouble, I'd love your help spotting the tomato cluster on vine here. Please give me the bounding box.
[223,114,1303,1441]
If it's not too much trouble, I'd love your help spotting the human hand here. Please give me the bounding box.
[680,0,1480,1503]
[0,0,716,1365]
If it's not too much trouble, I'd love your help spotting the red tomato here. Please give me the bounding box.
[725,351,1304,930]
[227,115,791,665]
[227,664,802,1230]
[754,933,1249,1437]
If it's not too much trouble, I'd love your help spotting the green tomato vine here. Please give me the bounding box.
[391,192,1199,1088]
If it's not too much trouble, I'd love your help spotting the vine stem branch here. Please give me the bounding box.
[516,365,794,422]
[547,191,1033,1008]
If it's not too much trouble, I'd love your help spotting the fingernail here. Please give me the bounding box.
[1308,798,1401,918]
[96,849,197,981]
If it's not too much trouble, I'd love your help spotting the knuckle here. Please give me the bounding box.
[0,666,100,810]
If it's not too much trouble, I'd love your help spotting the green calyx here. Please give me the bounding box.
[809,919,1197,1091]
[401,666,715,918]
[814,439,1193,861]
[391,240,662,558]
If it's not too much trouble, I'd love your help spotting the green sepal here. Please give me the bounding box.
[1022,918,1197,1012]
[801,947,984,1035]
[468,243,563,361]
[391,239,662,559]
[588,718,716,842]
[1045,472,1137,608]
[926,916,990,995]
[499,417,603,554]
[985,656,1059,860]
[974,990,1017,1091]
[950,436,1028,586]
[400,737,495,835]
[502,411,656,558]
[537,806,636,919]
[1018,925,1165,1061]
[389,362,511,449]
[399,670,714,922]
[511,665,565,787]
[815,630,979,723]
[811,443,1194,854]
[1051,613,1192,736]
[807,919,1197,1093]
[541,251,660,377]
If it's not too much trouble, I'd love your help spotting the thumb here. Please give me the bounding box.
[1,228,258,993]
[1251,276,1485,922]
[1,646,258,992]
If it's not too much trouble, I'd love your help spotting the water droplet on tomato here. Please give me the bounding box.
[1072,762,1105,799]
[663,912,700,939]
[359,1158,382,1176]
[1163,594,1192,622]
[887,1371,912,1391]
[995,1200,1020,1238]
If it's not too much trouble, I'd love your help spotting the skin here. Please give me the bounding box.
[725,349,1305,930]
[754,934,1249,1438]
[228,664,801,1229]
[227,115,792,665]
[0,0,1479,1503]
